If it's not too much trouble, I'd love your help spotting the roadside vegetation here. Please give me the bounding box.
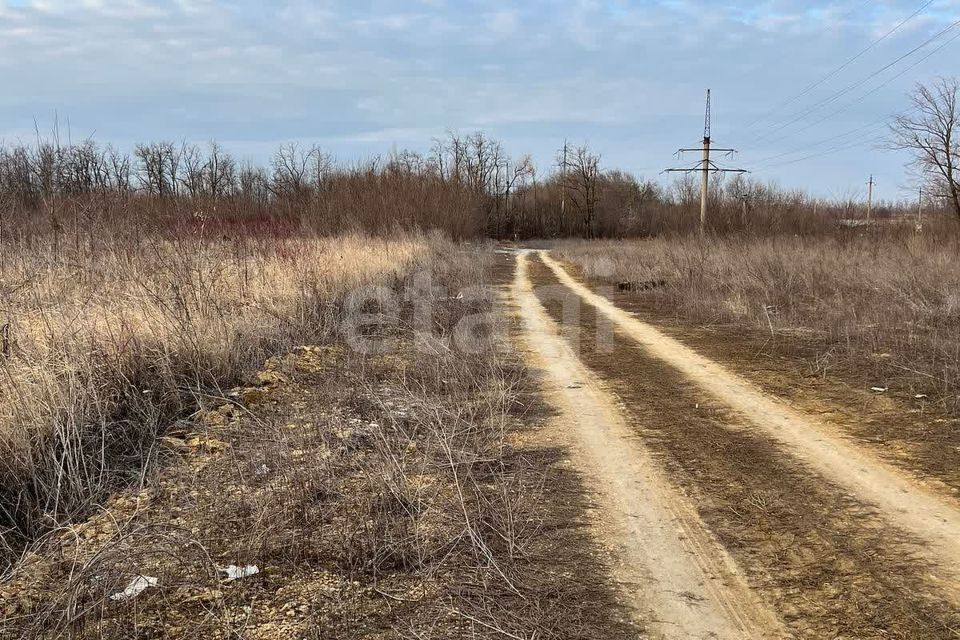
[1,241,629,638]
[552,229,960,412]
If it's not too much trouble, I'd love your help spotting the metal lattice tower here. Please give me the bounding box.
[664,89,748,234]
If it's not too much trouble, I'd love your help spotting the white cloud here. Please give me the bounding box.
[0,0,954,197]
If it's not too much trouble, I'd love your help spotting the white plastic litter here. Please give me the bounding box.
[219,564,260,581]
[915,394,929,399]
[110,575,158,601]
[871,387,888,393]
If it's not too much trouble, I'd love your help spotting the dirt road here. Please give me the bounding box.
[511,250,785,639]
[536,251,960,598]
[511,248,960,637]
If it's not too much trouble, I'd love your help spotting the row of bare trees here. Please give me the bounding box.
[0,139,339,207]
[2,75,958,239]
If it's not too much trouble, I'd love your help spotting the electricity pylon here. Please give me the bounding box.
[665,90,748,234]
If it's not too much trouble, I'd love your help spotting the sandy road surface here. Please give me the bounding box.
[511,250,785,640]
[538,250,960,600]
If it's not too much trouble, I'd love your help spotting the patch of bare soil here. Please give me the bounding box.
[0,255,632,640]
[528,252,960,639]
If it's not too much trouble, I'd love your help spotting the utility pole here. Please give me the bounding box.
[700,92,711,233]
[560,140,568,217]
[665,90,748,234]
[866,175,875,222]
[918,186,924,223]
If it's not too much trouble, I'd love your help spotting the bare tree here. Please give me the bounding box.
[134,142,179,197]
[387,149,429,176]
[465,132,502,194]
[0,144,37,208]
[558,144,601,238]
[271,143,314,198]
[31,141,58,200]
[496,154,535,237]
[204,141,236,199]
[239,163,270,206]
[59,140,107,194]
[431,131,503,193]
[889,78,960,221]
[180,143,206,198]
[105,146,131,194]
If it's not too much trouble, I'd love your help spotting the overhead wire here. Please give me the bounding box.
[757,25,960,148]
[746,119,884,166]
[738,0,931,135]
[747,17,960,145]
[741,23,960,175]
[751,124,887,170]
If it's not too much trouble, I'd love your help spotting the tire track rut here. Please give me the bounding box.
[511,250,785,640]
[539,250,960,602]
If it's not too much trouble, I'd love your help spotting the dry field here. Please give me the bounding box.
[0,221,630,639]
[0,225,433,561]
[553,231,960,410]
[6,220,960,640]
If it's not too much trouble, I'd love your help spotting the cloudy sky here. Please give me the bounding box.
[1,0,958,200]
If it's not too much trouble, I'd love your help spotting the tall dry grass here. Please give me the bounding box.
[2,242,631,639]
[0,220,438,568]
[554,230,960,409]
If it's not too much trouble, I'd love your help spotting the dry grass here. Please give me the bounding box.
[553,231,960,410]
[0,223,437,567]
[0,244,631,639]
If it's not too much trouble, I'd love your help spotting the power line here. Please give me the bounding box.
[736,25,958,173]
[758,26,960,149]
[750,18,960,143]
[741,122,886,171]
[762,132,878,169]
[749,18,960,144]
[740,0,931,134]
[747,119,884,166]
